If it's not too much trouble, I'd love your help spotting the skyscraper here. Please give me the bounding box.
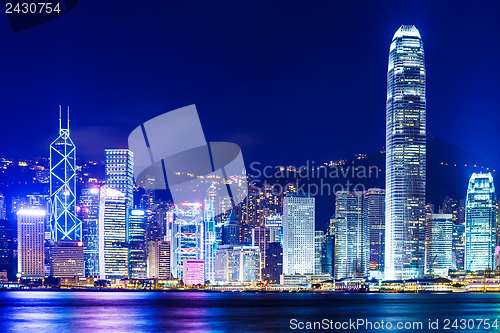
[314,230,324,275]
[204,185,217,283]
[128,209,147,279]
[385,25,426,280]
[105,149,134,209]
[78,187,101,277]
[223,211,240,245]
[282,193,315,275]
[17,209,46,278]
[171,203,203,280]
[334,191,366,279]
[147,240,171,279]
[425,214,453,275]
[50,106,81,241]
[232,246,261,282]
[465,173,496,271]
[99,187,129,279]
[364,188,385,272]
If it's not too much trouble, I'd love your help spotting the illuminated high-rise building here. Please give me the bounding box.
[425,214,453,275]
[128,209,147,279]
[17,209,46,278]
[50,106,81,241]
[314,231,324,275]
[223,211,240,245]
[232,245,261,282]
[204,184,217,283]
[78,187,101,277]
[171,203,203,280]
[465,173,496,271]
[364,188,385,272]
[99,187,129,279]
[147,240,171,279]
[105,149,134,209]
[385,25,426,280]
[334,191,366,279]
[282,193,315,275]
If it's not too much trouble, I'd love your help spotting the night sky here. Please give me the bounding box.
[0,1,499,170]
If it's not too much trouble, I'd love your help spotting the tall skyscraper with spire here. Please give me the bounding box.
[50,106,81,241]
[385,25,426,280]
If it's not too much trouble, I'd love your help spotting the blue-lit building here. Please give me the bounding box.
[105,149,134,209]
[128,209,147,279]
[50,106,81,241]
[204,184,217,283]
[465,173,496,272]
[282,193,315,275]
[78,187,101,277]
[385,25,426,280]
[222,211,240,245]
[334,191,366,279]
[0,219,16,281]
[99,187,129,279]
[171,203,203,280]
[425,214,453,275]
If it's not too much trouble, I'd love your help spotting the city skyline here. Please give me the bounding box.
[1,2,500,173]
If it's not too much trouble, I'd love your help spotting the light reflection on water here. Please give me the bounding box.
[0,292,500,332]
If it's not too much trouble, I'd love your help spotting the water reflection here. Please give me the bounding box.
[0,292,500,332]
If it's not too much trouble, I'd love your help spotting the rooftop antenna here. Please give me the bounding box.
[67,106,70,133]
[58,105,62,133]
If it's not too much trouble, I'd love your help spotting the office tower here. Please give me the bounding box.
[0,193,6,219]
[452,224,466,270]
[385,25,426,280]
[183,259,205,285]
[204,185,217,283]
[232,246,261,282]
[128,209,147,279]
[321,234,334,277]
[425,214,453,275]
[223,211,240,245]
[364,188,385,271]
[99,187,129,279]
[17,209,46,278]
[241,184,283,244]
[0,219,16,281]
[282,193,315,275]
[214,245,234,282]
[465,173,496,271]
[265,213,282,244]
[78,187,100,277]
[105,149,134,209]
[262,242,283,283]
[314,231,324,275]
[334,191,367,279]
[252,226,271,270]
[50,106,81,241]
[171,203,203,280]
[49,241,85,278]
[147,240,171,279]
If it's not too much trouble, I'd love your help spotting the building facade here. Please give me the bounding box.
[79,187,101,277]
[425,214,453,275]
[364,188,385,272]
[334,191,367,279]
[17,209,46,278]
[282,193,315,275]
[465,173,496,271]
[128,209,147,279]
[385,25,426,280]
